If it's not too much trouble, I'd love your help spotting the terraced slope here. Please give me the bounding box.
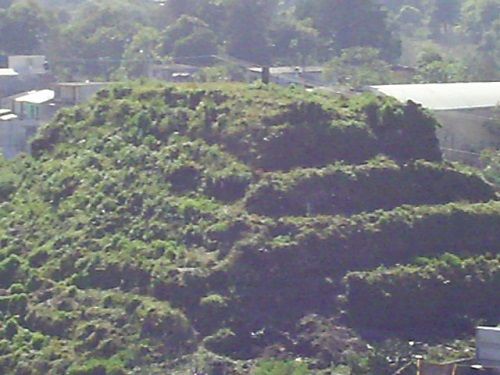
[0,83,498,374]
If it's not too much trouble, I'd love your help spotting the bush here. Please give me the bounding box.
[253,360,311,375]
[0,169,19,202]
[68,358,126,375]
[4,317,18,339]
[0,254,23,288]
[31,332,46,350]
[245,159,494,216]
[343,256,500,333]
[203,328,239,356]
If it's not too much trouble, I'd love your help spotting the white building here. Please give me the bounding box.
[53,82,110,105]
[0,90,55,159]
[476,326,500,373]
[0,109,37,159]
[13,90,56,121]
[8,55,48,76]
[369,82,500,164]
[0,68,20,97]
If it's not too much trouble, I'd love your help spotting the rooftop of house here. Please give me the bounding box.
[150,63,200,71]
[249,66,324,75]
[56,81,110,87]
[0,68,19,77]
[0,113,18,121]
[369,82,500,111]
[15,90,55,104]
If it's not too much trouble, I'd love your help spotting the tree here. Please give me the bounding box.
[295,0,401,61]
[0,1,49,54]
[414,49,467,82]
[48,2,144,79]
[160,15,219,64]
[460,0,500,80]
[323,47,395,87]
[461,0,500,42]
[122,26,161,78]
[225,0,274,64]
[269,18,321,65]
[430,0,462,34]
[397,5,424,28]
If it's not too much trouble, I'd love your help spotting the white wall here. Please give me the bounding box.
[8,56,46,75]
[434,108,499,153]
[0,120,36,159]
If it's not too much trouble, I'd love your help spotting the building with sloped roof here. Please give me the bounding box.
[369,82,500,165]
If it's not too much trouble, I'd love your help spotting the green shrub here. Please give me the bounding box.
[8,283,26,294]
[0,169,20,202]
[196,294,229,334]
[31,332,46,350]
[4,317,18,339]
[343,256,500,333]
[253,360,311,375]
[245,159,494,216]
[68,358,127,375]
[203,328,239,356]
[0,254,23,288]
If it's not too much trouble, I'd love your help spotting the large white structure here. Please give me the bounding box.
[369,82,500,165]
[476,326,500,372]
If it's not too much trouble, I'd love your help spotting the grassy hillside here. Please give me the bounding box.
[0,83,498,374]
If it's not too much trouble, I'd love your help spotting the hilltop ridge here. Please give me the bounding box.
[0,83,498,374]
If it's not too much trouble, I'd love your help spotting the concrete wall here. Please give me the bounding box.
[8,56,46,75]
[0,76,21,97]
[56,83,109,105]
[477,327,500,370]
[434,109,499,152]
[434,108,499,165]
[0,120,39,159]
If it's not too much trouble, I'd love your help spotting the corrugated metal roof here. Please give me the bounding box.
[369,82,500,110]
[0,114,18,121]
[0,68,18,76]
[249,66,324,75]
[57,81,110,87]
[15,89,54,104]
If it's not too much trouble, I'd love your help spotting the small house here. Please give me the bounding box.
[54,82,110,105]
[13,90,55,121]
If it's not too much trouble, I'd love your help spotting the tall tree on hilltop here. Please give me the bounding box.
[225,0,274,64]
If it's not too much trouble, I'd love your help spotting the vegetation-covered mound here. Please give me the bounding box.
[0,83,498,374]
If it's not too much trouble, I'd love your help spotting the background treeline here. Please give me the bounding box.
[0,0,498,82]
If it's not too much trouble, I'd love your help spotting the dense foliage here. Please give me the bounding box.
[0,83,498,374]
[0,0,498,82]
[344,255,500,334]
